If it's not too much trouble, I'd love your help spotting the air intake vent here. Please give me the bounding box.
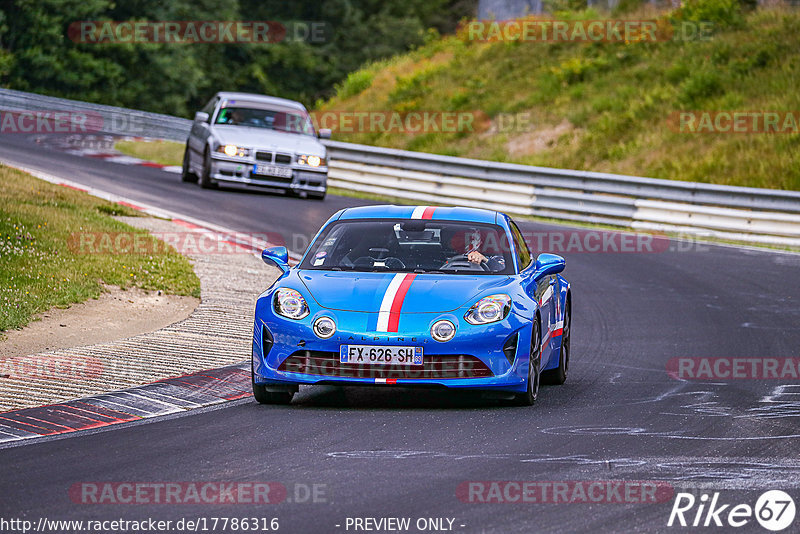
[503,333,519,364]
[255,151,273,162]
[262,325,274,356]
[274,153,292,165]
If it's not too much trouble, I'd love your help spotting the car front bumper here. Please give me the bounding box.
[209,154,326,194]
[252,301,534,394]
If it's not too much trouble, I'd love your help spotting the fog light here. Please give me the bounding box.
[313,316,336,339]
[431,320,456,342]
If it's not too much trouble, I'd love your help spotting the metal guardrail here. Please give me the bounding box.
[323,142,800,246]
[0,88,192,141]
[3,88,799,246]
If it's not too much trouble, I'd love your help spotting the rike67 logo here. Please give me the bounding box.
[668,490,796,531]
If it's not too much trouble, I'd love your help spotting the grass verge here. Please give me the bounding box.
[115,139,184,166]
[0,165,201,331]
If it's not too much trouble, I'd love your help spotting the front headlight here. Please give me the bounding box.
[465,294,511,325]
[217,144,250,158]
[274,288,309,320]
[297,154,326,167]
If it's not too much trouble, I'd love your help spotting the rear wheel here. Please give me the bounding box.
[514,319,541,406]
[543,300,570,385]
[181,146,197,183]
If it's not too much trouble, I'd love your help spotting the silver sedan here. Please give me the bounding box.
[182,91,330,200]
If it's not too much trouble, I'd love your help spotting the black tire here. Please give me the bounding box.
[181,146,198,183]
[252,363,294,405]
[542,300,570,385]
[309,190,326,201]
[514,319,541,406]
[199,148,217,189]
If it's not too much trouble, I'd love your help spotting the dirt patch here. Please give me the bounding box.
[505,119,579,157]
[0,286,198,359]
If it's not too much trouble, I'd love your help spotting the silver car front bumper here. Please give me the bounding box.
[209,155,327,194]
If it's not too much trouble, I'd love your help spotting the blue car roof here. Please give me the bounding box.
[337,205,499,225]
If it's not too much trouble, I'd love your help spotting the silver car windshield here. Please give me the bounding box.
[215,106,315,136]
[300,219,515,275]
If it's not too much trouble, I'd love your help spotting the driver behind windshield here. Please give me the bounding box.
[458,228,506,272]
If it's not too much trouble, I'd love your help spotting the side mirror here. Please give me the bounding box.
[533,253,565,278]
[318,128,332,139]
[194,111,209,123]
[261,246,289,273]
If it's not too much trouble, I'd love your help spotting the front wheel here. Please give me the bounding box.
[309,190,326,201]
[199,148,217,189]
[514,319,541,406]
[181,146,197,183]
[542,300,570,385]
[252,364,294,405]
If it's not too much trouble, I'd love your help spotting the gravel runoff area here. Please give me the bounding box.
[0,216,280,412]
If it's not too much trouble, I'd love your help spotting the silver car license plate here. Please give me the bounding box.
[253,164,293,179]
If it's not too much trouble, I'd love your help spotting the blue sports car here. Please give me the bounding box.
[252,205,571,406]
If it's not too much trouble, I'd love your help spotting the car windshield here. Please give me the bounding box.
[214,105,315,136]
[300,219,515,275]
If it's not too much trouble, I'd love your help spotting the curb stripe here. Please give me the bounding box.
[0,364,250,446]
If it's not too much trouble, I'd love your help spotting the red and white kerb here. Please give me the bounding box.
[410,206,436,219]
[376,273,417,332]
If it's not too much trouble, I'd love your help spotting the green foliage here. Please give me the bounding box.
[0,0,476,115]
[679,0,744,27]
[679,71,724,106]
[336,70,375,100]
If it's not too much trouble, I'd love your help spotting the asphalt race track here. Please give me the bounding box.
[2,133,800,533]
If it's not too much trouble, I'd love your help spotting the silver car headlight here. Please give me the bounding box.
[465,294,511,325]
[274,288,309,320]
[217,144,250,158]
[297,154,326,167]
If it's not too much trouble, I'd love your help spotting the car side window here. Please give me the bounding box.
[201,98,217,122]
[509,221,532,271]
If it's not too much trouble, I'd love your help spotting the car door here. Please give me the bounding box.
[510,220,554,358]
[189,96,218,165]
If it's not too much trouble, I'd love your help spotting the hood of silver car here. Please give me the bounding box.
[212,125,325,156]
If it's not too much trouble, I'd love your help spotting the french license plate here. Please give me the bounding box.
[339,345,423,366]
[252,164,293,178]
